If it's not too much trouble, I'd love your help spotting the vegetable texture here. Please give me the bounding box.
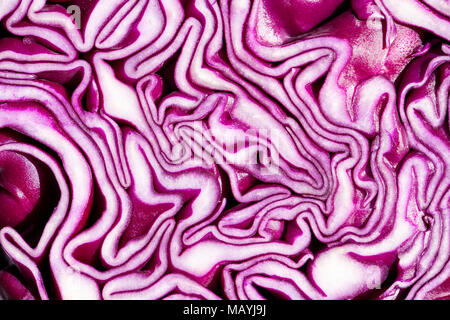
[0,0,449,300]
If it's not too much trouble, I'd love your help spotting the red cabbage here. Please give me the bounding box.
[0,0,449,300]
